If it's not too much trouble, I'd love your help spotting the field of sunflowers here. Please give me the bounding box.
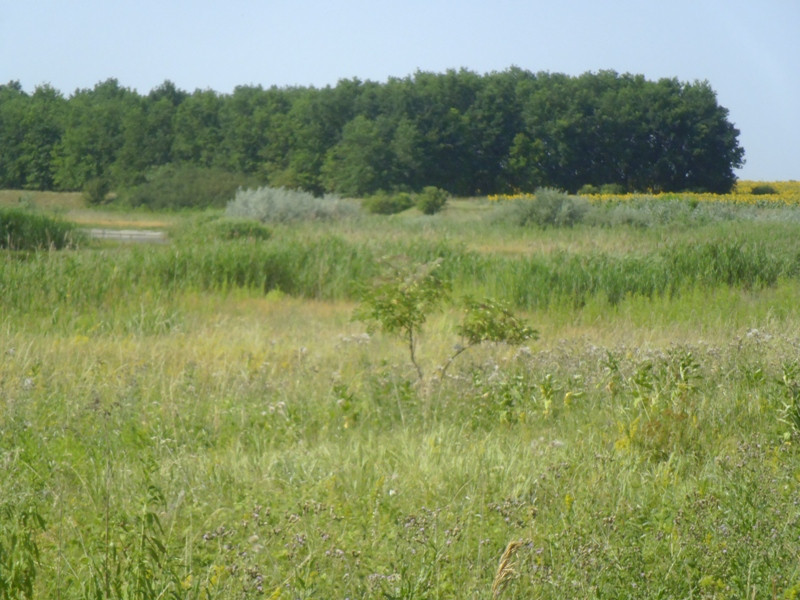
[488,180,800,205]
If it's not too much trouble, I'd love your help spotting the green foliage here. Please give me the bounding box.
[171,215,272,243]
[457,297,537,346]
[226,185,360,223]
[583,195,723,229]
[362,191,414,215]
[0,206,83,250]
[321,115,394,196]
[122,164,262,210]
[203,218,272,241]
[82,176,111,205]
[415,186,449,215]
[497,188,589,228]
[1,70,744,195]
[88,484,182,600]
[599,183,626,194]
[0,503,45,600]
[354,259,536,380]
[2,218,796,324]
[579,183,635,196]
[50,79,138,190]
[777,361,800,439]
[441,297,538,379]
[354,258,450,378]
[750,184,778,195]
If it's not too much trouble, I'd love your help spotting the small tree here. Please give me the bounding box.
[354,258,450,379]
[354,259,536,381]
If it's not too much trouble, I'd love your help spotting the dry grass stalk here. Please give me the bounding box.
[491,539,526,598]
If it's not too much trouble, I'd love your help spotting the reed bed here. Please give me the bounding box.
[3,228,798,330]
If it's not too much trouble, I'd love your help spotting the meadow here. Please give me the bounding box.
[2,183,800,598]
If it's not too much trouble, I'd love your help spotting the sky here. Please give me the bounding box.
[2,0,798,181]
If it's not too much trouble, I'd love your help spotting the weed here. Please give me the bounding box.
[0,502,45,600]
[0,206,83,250]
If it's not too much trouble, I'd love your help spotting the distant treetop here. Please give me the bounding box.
[0,68,744,197]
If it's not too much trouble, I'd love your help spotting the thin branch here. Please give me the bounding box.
[440,344,472,381]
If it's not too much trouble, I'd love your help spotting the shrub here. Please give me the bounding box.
[362,191,414,215]
[415,186,449,215]
[83,177,111,205]
[0,207,83,250]
[122,164,264,210]
[204,218,272,241]
[599,183,627,194]
[172,215,272,243]
[750,184,778,195]
[496,188,588,228]
[226,186,360,223]
[577,184,600,195]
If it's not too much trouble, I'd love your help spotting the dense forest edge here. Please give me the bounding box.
[0,68,744,200]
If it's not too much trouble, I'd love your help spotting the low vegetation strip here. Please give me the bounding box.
[0,233,793,322]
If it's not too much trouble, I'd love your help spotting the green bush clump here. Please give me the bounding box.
[750,184,778,195]
[0,207,83,250]
[599,182,627,194]
[496,188,589,228]
[362,191,414,215]
[577,184,600,195]
[203,218,272,241]
[82,177,112,205]
[172,215,272,243]
[122,164,263,210]
[415,186,449,215]
[577,183,625,196]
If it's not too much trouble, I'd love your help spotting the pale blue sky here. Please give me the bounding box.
[2,0,798,180]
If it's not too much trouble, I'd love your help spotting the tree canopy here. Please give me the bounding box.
[0,69,745,196]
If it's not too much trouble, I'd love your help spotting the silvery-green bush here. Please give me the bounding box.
[226,186,362,223]
[494,188,589,228]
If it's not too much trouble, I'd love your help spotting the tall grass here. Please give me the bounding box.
[2,230,796,331]
[0,206,84,250]
[5,197,800,596]
[3,292,800,597]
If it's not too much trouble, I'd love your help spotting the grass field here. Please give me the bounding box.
[2,185,800,598]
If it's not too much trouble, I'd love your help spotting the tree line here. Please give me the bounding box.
[0,68,745,197]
